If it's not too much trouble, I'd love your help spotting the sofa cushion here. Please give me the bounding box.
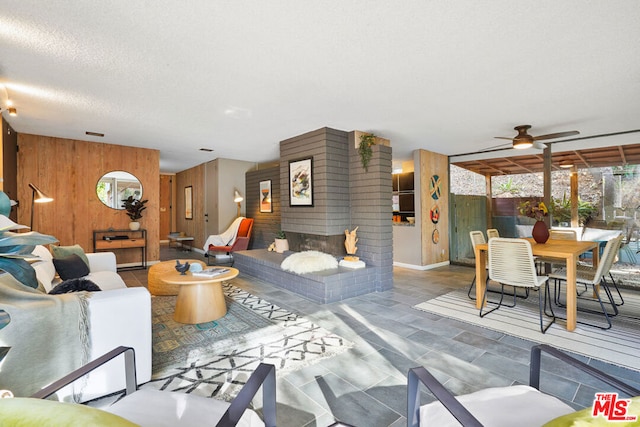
[86,271,127,291]
[421,385,574,427]
[49,277,101,294]
[53,253,90,280]
[51,244,90,269]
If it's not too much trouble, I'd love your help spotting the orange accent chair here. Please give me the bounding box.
[206,218,254,266]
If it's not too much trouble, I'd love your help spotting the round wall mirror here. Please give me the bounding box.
[96,171,143,209]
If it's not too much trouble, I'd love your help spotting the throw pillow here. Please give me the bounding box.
[543,396,640,426]
[0,397,139,426]
[51,244,90,269]
[49,277,101,294]
[280,250,339,274]
[52,254,90,281]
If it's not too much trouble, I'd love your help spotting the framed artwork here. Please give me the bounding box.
[259,180,272,213]
[289,157,313,206]
[184,186,193,219]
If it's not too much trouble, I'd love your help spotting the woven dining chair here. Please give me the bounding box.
[536,228,579,275]
[577,233,625,307]
[467,231,486,300]
[486,228,499,239]
[484,237,555,333]
[549,234,623,329]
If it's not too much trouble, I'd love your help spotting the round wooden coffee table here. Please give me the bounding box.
[148,259,207,296]
[162,267,239,324]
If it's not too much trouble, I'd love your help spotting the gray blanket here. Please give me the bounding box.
[0,273,90,399]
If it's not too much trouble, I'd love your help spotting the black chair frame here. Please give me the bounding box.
[32,346,276,427]
[407,343,640,427]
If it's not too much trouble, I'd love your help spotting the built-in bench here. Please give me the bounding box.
[233,249,378,304]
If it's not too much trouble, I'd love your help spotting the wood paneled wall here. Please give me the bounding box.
[175,163,205,249]
[17,134,160,264]
[419,149,449,265]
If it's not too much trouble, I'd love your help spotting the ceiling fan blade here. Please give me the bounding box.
[549,129,640,144]
[533,130,579,141]
[481,141,512,151]
[494,137,513,140]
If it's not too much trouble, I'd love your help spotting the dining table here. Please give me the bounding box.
[474,237,600,332]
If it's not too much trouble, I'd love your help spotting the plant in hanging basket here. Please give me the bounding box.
[358,133,376,172]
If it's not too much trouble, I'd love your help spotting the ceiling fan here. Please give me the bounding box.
[494,125,579,150]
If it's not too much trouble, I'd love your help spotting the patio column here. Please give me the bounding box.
[571,165,579,227]
[543,145,551,227]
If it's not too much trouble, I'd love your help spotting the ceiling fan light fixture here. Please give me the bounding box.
[513,138,533,149]
[8,107,17,116]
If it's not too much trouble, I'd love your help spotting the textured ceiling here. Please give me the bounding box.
[1,1,639,173]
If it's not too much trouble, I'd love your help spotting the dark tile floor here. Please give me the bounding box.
[120,245,640,427]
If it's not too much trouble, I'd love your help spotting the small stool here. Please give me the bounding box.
[148,259,207,296]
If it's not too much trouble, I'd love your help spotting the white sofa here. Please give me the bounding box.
[24,246,152,402]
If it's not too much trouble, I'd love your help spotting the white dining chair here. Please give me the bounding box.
[549,234,623,330]
[536,228,578,274]
[484,237,555,333]
[486,228,499,239]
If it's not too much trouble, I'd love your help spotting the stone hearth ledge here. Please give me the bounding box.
[233,249,378,304]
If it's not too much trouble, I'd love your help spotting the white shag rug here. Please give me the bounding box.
[280,250,339,274]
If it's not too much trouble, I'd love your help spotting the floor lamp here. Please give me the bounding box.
[29,183,53,230]
[234,190,243,218]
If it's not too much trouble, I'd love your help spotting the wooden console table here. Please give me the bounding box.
[93,229,147,270]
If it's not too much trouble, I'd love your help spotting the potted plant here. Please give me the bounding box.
[275,230,289,254]
[549,194,597,226]
[121,196,148,231]
[358,133,376,172]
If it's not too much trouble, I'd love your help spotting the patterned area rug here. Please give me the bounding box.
[143,283,352,400]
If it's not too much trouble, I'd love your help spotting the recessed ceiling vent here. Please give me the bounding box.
[199,148,214,152]
[86,131,104,137]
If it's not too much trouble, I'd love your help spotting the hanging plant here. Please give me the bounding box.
[358,133,376,172]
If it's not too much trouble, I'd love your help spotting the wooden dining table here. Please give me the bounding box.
[474,238,600,332]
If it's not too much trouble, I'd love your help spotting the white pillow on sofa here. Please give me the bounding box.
[31,245,56,292]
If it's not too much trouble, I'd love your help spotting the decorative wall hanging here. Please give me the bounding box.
[184,186,193,219]
[259,180,272,213]
[429,175,441,200]
[289,157,313,206]
[431,228,440,244]
[430,205,440,224]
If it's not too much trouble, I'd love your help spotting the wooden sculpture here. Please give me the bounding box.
[344,226,359,261]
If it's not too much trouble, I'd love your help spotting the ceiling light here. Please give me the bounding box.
[559,161,574,168]
[513,136,533,149]
[8,107,16,116]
